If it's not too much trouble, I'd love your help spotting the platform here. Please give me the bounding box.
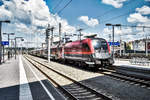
[114,59,150,74]
[0,55,65,100]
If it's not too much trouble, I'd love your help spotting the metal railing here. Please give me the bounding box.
[129,57,150,66]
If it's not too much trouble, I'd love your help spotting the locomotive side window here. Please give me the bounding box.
[82,43,90,52]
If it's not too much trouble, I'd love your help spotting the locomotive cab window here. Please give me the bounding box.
[92,40,101,50]
[92,39,108,51]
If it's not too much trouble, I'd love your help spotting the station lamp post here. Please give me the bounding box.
[9,39,15,57]
[3,32,15,59]
[106,23,121,58]
[0,20,10,64]
[15,37,24,59]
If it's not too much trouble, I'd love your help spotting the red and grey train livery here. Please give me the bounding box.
[62,38,114,67]
[31,37,114,68]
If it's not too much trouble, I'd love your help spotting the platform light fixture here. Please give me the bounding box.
[105,23,121,58]
[3,32,15,60]
[0,20,11,64]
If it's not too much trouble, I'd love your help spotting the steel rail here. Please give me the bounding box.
[25,56,78,100]
[99,68,150,88]
[27,54,150,89]
[25,55,112,100]
[103,68,150,81]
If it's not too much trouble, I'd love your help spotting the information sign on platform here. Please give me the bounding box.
[1,41,9,46]
[108,42,120,46]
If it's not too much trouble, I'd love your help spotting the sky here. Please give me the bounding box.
[0,0,150,47]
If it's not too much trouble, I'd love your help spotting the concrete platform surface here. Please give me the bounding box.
[0,55,65,100]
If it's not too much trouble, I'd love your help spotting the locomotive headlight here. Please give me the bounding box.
[88,58,91,61]
[92,54,96,58]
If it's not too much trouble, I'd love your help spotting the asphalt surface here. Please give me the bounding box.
[0,55,65,100]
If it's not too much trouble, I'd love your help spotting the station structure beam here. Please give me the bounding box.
[0,20,10,64]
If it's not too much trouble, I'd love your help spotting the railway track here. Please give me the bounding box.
[99,68,150,89]
[24,55,112,100]
[107,66,150,80]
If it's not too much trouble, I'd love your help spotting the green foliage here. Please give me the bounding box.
[126,44,131,50]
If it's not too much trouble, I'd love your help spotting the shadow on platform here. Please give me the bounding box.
[0,79,64,100]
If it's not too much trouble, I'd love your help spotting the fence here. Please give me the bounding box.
[129,57,150,66]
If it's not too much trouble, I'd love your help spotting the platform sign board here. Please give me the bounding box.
[108,42,120,46]
[1,41,9,46]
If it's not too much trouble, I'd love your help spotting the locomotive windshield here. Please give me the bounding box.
[92,39,108,51]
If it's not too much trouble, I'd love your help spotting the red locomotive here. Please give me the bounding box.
[31,37,114,69]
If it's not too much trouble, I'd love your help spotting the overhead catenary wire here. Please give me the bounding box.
[51,0,64,12]
[57,0,73,15]
[46,0,73,39]
[49,0,73,43]
[51,0,140,34]
[95,0,137,19]
[118,24,150,28]
[48,0,145,42]
[100,11,135,24]
[83,10,135,30]
[83,0,145,30]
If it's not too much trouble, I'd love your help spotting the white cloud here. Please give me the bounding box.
[78,16,99,27]
[103,27,132,35]
[0,0,74,31]
[102,27,135,41]
[0,0,50,31]
[136,5,150,15]
[0,0,76,39]
[127,5,150,25]
[127,13,150,23]
[126,5,150,42]
[102,0,127,8]
[127,6,150,39]
[0,5,12,20]
[54,15,76,34]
